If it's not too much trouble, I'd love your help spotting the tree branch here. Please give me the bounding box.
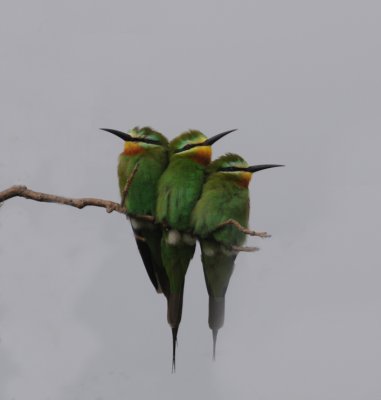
[0,185,126,214]
[0,184,156,222]
[231,245,260,253]
[0,188,265,237]
[216,218,271,238]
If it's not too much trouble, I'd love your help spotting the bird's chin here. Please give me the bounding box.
[237,171,252,187]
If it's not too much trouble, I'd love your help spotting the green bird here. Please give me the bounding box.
[156,129,236,371]
[191,153,283,359]
[101,127,169,294]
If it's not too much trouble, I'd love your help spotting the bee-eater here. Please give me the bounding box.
[191,153,283,359]
[156,129,236,371]
[101,127,169,294]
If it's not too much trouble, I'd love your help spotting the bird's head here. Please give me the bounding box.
[101,127,168,155]
[209,153,283,187]
[169,129,236,165]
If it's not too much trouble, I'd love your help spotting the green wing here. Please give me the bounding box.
[200,239,236,358]
[156,155,206,369]
[156,158,206,231]
[119,149,167,216]
[200,240,236,298]
[161,231,196,371]
[191,176,249,247]
[118,151,168,293]
[191,162,251,359]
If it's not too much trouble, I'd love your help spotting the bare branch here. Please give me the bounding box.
[0,184,156,223]
[216,219,271,238]
[121,163,140,207]
[0,185,126,214]
[231,245,260,253]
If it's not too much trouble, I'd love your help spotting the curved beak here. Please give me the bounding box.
[202,129,237,146]
[100,128,137,142]
[246,164,284,173]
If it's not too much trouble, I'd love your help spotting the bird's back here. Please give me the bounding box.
[192,175,249,247]
[118,148,168,293]
[156,157,206,231]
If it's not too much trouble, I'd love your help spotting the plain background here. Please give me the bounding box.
[1,0,381,399]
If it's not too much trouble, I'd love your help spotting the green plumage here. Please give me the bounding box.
[191,153,251,358]
[118,127,168,215]
[160,232,196,293]
[192,153,250,245]
[201,241,236,298]
[156,157,206,231]
[156,130,210,370]
[191,176,249,246]
[117,127,169,293]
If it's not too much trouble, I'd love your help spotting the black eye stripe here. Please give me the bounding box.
[219,166,244,172]
[138,138,162,145]
[174,142,198,153]
[183,143,194,150]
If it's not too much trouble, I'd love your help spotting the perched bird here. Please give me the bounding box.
[101,127,169,294]
[156,129,236,371]
[191,153,283,359]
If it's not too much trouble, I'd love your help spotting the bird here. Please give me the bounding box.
[101,127,169,294]
[156,129,236,371]
[191,153,283,359]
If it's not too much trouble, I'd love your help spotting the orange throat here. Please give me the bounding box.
[123,142,144,156]
[237,171,252,187]
[189,146,212,166]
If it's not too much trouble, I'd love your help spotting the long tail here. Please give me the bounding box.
[208,296,225,360]
[134,234,161,292]
[161,234,195,371]
[171,326,178,372]
[167,292,184,372]
[132,223,169,294]
[212,329,218,361]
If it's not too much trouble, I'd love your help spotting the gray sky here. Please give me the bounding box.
[1,0,381,399]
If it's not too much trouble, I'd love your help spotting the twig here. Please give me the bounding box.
[121,163,140,207]
[216,219,271,238]
[134,234,146,242]
[231,245,260,253]
[0,185,126,214]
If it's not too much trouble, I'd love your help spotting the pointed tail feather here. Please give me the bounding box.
[212,329,218,361]
[208,296,225,360]
[171,326,179,373]
[167,292,184,372]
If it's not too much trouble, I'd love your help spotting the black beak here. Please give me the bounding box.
[100,128,138,142]
[245,164,284,173]
[202,129,237,146]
